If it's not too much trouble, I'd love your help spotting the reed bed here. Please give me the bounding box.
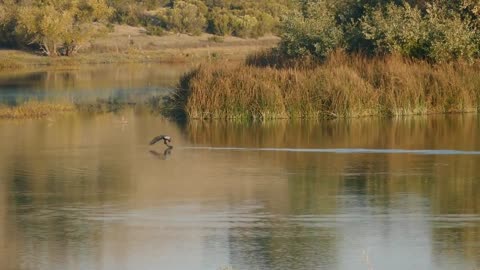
[0,102,75,119]
[169,51,480,119]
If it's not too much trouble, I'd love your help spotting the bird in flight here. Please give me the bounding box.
[149,135,173,148]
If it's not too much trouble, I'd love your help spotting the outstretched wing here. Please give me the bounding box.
[149,135,166,145]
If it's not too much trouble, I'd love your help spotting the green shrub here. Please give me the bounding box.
[160,0,208,35]
[247,10,277,37]
[208,8,234,36]
[231,14,259,38]
[425,3,478,62]
[360,3,426,57]
[146,25,165,36]
[279,1,343,60]
[110,3,144,26]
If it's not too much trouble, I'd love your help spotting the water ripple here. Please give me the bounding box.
[183,147,480,155]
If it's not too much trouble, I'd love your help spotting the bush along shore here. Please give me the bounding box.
[165,51,480,120]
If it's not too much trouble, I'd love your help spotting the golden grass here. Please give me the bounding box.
[0,102,75,119]
[170,51,480,119]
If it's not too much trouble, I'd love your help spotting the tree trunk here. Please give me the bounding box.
[40,39,51,56]
[52,43,58,56]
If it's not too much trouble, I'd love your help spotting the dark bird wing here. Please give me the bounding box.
[149,135,166,145]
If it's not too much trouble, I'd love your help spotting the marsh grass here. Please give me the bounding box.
[0,102,75,119]
[168,51,480,119]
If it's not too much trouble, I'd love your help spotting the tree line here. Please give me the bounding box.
[279,0,480,62]
[0,0,294,56]
[1,0,480,62]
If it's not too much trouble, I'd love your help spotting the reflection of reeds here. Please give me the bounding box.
[0,102,75,119]
[185,115,480,150]
[171,51,480,119]
[75,98,131,113]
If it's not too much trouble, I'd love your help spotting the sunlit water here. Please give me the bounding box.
[1,65,480,270]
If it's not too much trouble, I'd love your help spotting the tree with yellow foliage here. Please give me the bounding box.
[15,0,112,56]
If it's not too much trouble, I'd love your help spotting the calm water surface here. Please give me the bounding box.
[1,65,480,270]
[0,63,191,104]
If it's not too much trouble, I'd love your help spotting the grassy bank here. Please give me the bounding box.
[0,102,75,119]
[167,51,480,120]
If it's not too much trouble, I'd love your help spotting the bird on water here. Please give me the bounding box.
[149,135,173,148]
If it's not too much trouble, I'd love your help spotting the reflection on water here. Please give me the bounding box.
[0,112,480,270]
[0,63,191,105]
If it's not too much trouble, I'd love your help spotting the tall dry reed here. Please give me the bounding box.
[170,51,480,119]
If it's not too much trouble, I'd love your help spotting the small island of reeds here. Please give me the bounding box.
[167,51,480,120]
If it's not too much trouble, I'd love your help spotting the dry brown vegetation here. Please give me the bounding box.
[91,25,279,53]
[170,51,480,119]
[0,102,75,119]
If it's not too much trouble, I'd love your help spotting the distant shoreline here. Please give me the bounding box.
[0,25,280,70]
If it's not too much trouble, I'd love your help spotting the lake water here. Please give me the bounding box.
[1,64,480,270]
[0,63,190,105]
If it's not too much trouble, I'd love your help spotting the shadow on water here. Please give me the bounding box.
[149,148,173,160]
